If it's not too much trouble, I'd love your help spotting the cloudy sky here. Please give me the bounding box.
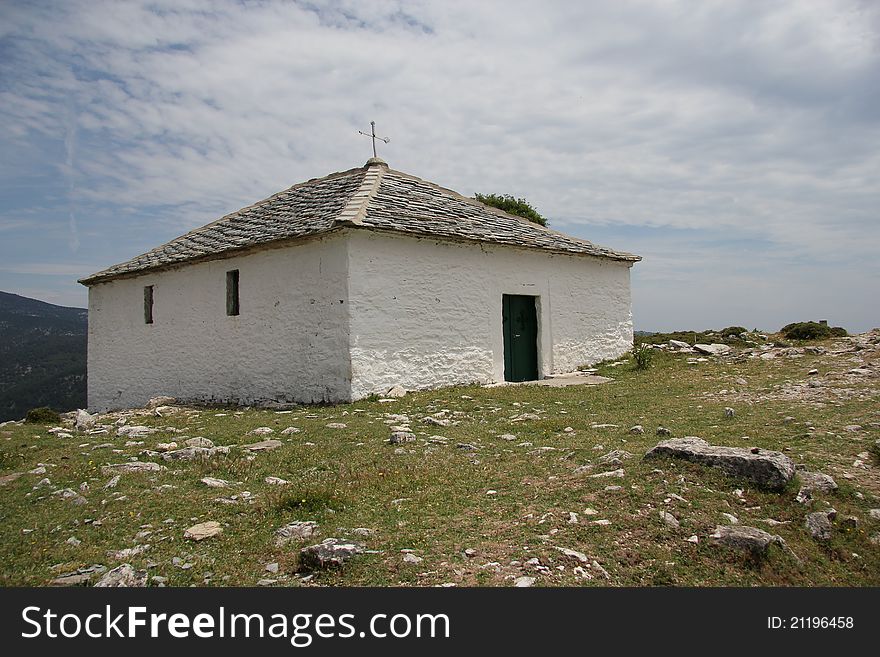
[1,0,878,331]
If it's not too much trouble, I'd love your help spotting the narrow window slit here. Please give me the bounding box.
[144,285,154,324]
[226,270,240,316]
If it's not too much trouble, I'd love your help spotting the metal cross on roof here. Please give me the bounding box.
[358,120,390,158]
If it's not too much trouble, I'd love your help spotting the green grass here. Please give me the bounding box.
[1,335,878,587]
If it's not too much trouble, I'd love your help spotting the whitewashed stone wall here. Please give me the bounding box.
[87,233,351,411]
[346,231,634,399]
[87,229,634,410]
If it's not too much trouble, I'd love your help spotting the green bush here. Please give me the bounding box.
[720,326,748,338]
[475,193,547,226]
[25,406,61,423]
[632,343,654,370]
[780,322,847,341]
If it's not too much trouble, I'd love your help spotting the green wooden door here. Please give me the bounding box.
[502,294,538,382]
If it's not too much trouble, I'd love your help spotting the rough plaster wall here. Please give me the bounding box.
[346,231,633,399]
[87,234,351,411]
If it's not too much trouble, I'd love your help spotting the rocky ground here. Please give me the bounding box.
[1,330,878,587]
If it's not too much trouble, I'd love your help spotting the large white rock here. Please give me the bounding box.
[184,521,223,541]
[693,343,731,356]
[645,437,794,491]
[75,409,96,432]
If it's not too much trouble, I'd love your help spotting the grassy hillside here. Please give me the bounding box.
[0,331,877,587]
[0,291,87,422]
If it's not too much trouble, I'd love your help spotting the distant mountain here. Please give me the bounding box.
[0,291,87,422]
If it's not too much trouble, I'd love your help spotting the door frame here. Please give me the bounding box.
[502,293,540,382]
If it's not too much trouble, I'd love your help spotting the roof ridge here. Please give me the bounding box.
[379,167,640,261]
[334,160,387,226]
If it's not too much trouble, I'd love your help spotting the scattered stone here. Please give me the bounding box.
[668,339,690,349]
[555,546,589,563]
[116,425,159,438]
[325,423,347,429]
[869,509,880,521]
[280,427,301,435]
[721,513,739,524]
[275,521,319,546]
[103,475,121,489]
[162,446,229,461]
[299,538,365,571]
[513,576,536,587]
[589,468,624,479]
[805,510,835,541]
[402,552,423,564]
[265,476,289,486]
[101,461,165,475]
[111,544,150,560]
[50,564,107,587]
[710,525,784,558]
[389,431,416,444]
[795,471,838,504]
[456,443,478,451]
[75,409,96,432]
[184,521,223,541]
[155,442,178,452]
[243,439,283,452]
[693,343,731,356]
[757,518,790,526]
[386,385,407,398]
[54,488,88,505]
[629,425,644,434]
[66,536,82,546]
[597,449,633,465]
[247,427,275,436]
[724,407,735,418]
[498,434,517,441]
[591,560,611,580]
[265,562,279,574]
[94,564,148,587]
[644,437,795,491]
[656,427,672,437]
[201,477,230,488]
[257,578,277,586]
[686,535,699,544]
[184,437,215,448]
[146,396,176,409]
[660,511,680,529]
[572,464,594,475]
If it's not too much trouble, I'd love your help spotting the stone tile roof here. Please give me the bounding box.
[81,158,640,285]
